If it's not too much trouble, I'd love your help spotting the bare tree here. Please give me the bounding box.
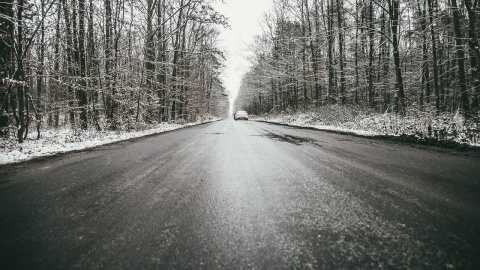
[450,0,469,116]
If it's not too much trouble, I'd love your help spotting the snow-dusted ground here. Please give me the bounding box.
[0,119,220,165]
[253,106,480,148]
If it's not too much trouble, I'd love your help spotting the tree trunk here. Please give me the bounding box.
[450,0,470,116]
[144,0,155,122]
[427,0,440,114]
[464,0,480,113]
[88,0,101,131]
[313,0,322,104]
[171,0,185,122]
[62,0,76,127]
[336,0,346,103]
[326,0,335,103]
[78,0,88,129]
[53,3,61,128]
[0,0,14,119]
[36,0,45,113]
[354,0,360,104]
[368,0,375,108]
[301,0,308,110]
[417,0,431,107]
[104,0,115,128]
[16,0,26,142]
[157,0,167,122]
[389,0,406,115]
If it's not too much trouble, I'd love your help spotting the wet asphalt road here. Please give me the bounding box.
[1,119,480,269]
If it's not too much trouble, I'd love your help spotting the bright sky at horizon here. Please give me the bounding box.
[214,0,273,113]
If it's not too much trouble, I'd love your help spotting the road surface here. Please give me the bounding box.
[1,119,480,269]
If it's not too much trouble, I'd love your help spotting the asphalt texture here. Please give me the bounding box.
[1,119,480,269]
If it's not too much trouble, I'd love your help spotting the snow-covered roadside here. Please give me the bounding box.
[0,118,221,165]
[252,107,480,148]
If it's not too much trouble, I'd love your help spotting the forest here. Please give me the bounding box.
[234,0,480,143]
[0,0,229,143]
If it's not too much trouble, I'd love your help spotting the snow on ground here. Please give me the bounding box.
[0,118,220,165]
[253,106,480,148]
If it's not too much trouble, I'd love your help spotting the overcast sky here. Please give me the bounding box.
[214,0,273,112]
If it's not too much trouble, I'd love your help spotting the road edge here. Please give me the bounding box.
[0,119,223,168]
[252,119,480,157]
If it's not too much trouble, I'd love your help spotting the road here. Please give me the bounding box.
[1,119,480,269]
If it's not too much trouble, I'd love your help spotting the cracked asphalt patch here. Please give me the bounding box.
[264,132,314,145]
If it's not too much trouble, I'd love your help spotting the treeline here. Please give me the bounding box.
[235,0,480,120]
[0,0,229,143]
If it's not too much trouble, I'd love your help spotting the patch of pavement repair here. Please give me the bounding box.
[264,132,313,145]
